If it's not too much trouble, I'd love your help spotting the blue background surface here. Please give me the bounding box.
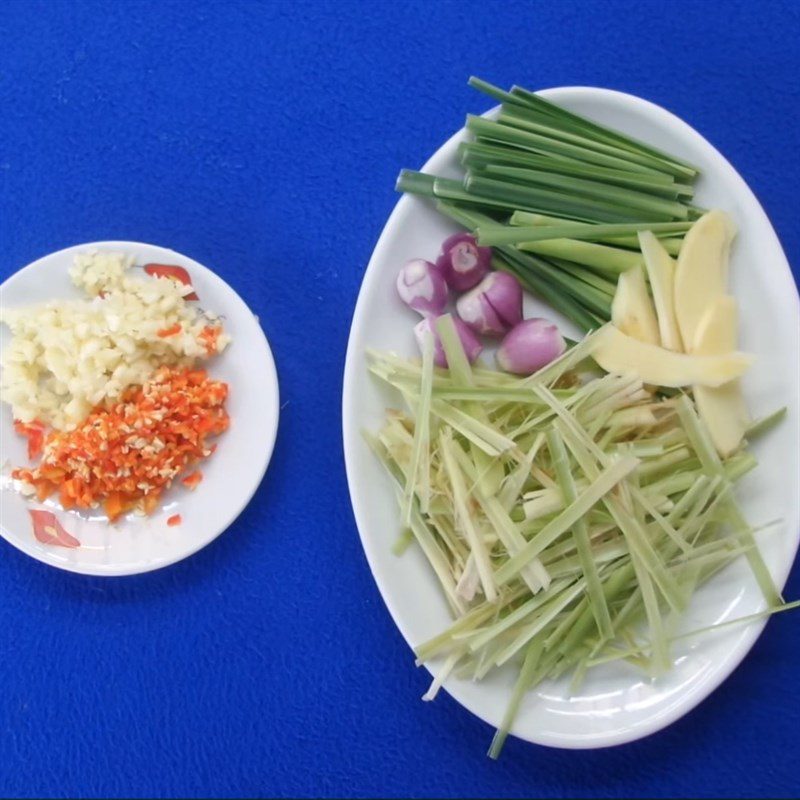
[1,1,799,797]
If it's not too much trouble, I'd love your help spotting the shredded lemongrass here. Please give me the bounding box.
[367,321,789,756]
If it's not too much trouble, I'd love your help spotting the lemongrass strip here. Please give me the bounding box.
[494,581,588,665]
[495,456,640,584]
[451,442,548,593]
[546,408,685,611]
[488,639,544,760]
[499,433,545,511]
[746,407,786,440]
[406,499,466,615]
[467,579,573,652]
[676,395,780,605]
[422,649,466,702]
[547,428,614,638]
[440,431,497,602]
[430,400,515,456]
[589,600,800,667]
[414,588,526,662]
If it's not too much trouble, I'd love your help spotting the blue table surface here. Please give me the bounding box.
[1,1,799,797]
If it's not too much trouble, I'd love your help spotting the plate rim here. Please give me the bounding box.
[0,239,280,577]
[342,86,800,749]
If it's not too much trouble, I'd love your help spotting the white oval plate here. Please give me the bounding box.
[343,88,800,748]
[0,241,279,576]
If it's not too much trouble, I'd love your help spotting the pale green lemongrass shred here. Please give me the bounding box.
[546,427,614,638]
[495,456,639,584]
[451,443,549,593]
[487,639,544,760]
[422,648,466,702]
[401,329,434,524]
[676,395,781,605]
[440,430,497,602]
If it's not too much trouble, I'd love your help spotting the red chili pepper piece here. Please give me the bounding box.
[14,420,47,460]
[143,264,199,300]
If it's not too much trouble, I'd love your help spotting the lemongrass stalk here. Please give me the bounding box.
[497,108,690,179]
[517,238,642,275]
[431,386,550,404]
[435,199,499,230]
[459,141,684,194]
[725,452,758,482]
[467,115,666,177]
[521,324,605,387]
[540,522,621,564]
[477,164,689,219]
[467,76,531,108]
[431,176,521,212]
[429,511,471,565]
[606,406,659,430]
[436,314,473,388]
[472,484,552,590]
[629,545,670,675]
[604,487,684,614]
[496,107,688,177]
[511,211,685,254]
[477,220,691,246]
[494,252,599,331]
[395,170,513,215]
[395,168,437,196]
[663,475,713,527]
[544,593,592,652]
[559,561,638,655]
[682,484,731,545]
[498,248,613,317]
[545,556,634,657]
[545,540,630,579]
[466,172,660,223]
[504,83,699,179]
[547,257,617,296]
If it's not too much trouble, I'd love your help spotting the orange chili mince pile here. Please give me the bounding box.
[13,366,229,521]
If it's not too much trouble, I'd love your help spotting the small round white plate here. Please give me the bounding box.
[0,241,279,576]
[343,88,800,748]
